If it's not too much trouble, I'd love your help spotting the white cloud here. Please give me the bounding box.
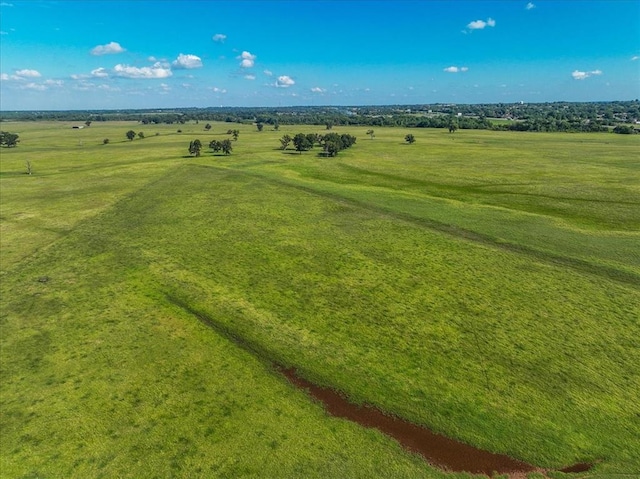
[0,31,7,35]
[444,66,468,73]
[632,55,639,61]
[44,79,64,87]
[91,41,125,56]
[244,74,256,80]
[275,75,295,88]
[21,82,47,91]
[311,87,325,93]
[238,51,256,68]
[0,2,14,6]
[572,69,602,80]
[211,87,227,93]
[212,33,227,42]
[15,69,41,78]
[467,18,496,30]
[172,53,202,69]
[114,64,172,79]
[263,69,273,76]
[91,67,109,78]
[0,73,10,81]
[526,2,535,10]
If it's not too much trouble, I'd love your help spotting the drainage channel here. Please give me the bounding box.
[280,367,537,477]
[170,295,593,477]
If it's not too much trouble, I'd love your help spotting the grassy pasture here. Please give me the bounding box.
[1,121,639,478]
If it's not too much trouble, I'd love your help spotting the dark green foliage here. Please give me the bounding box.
[256,122,264,132]
[0,131,20,147]
[613,125,635,134]
[209,139,222,153]
[138,131,145,139]
[204,123,212,131]
[279,134,292,150]
[103,138,109,144]
[188,139,202,157]
[220,138,233,155]
[293,133,312,153]
[126,130,136,141]
[405,133,416,144]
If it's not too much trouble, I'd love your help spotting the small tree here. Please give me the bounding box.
[138,131,145,139]
[405,133,416,144]
[366,129,375,139]
[189,139,202,157]
[85,120,92,127]
[293,133,311,154]
[103,138,110,144]
[279,134,292,150]
[25,160,32,175]
[325,121,333,130]
[273,121,280,131]
[256,122,264,132]
[221,139,233,155]
[0,131,19,147]
[209,139,222,154]
[232,129,240,141]
[126,130,136,141]
[204,123,212,131]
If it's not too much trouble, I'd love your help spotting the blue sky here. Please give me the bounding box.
[1,0,639,110]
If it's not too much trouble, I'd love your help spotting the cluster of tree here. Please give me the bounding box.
[208,139,233,155]
[226,129,240,140]
[126,130,145,140]
[188,138,234,157]
[3,101,639,133]
[612,125,637,134]
[0,131,19,147]
[280,132,356,156]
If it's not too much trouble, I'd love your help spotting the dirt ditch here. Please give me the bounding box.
[169,296,593,478]
[280,367,593,478]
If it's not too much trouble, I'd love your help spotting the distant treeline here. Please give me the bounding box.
[1,100,638,133]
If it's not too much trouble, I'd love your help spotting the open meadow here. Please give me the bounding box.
[1,121,639,478]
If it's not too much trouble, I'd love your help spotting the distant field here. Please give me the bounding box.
[1,121,639,478]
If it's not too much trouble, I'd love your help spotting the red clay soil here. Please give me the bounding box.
[560,463,593,473]
[280,367,537,476]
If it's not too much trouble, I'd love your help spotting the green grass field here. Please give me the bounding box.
[1,121,639,478]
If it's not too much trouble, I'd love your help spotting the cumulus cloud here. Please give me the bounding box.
[244,74,256,80]
[238,51,256,68]
[91,41,125,56]
[0,73,10,81]
[526,2,535,10]
[91,67,109,78]
[311,87,325,93]
[263,69,273,76]
[275,75,295,88]
[114,63,172,79]
[467,18,496,30]
[211,87,227,93]
[44,79,64,87]
[571,69,602,80]
[15,69,42,78]
[212,33,227,42]
[444,66,468,73]
[172,53,202,69]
